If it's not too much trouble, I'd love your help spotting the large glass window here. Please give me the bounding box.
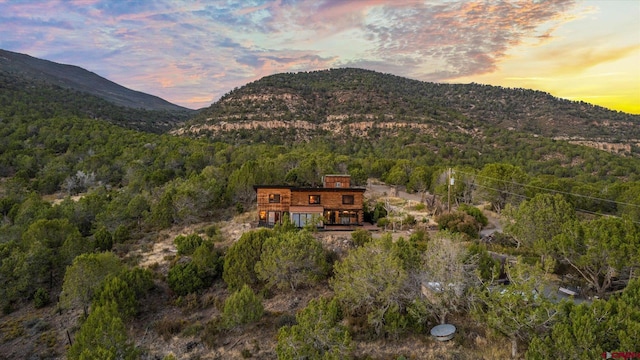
[323,210,358,225]
[340,211,358,224]
[309,195,321,204]
[269,194,281,203]
[291,213,320,227]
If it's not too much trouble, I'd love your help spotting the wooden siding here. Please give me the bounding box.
[290,190,362,210]
[291,189,364,224]
[255,183,365,226]
[323,175,351,188]
[256,188,291,213]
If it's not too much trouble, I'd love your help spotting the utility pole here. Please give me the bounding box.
[447,168,451,213]
[447,168,454,213]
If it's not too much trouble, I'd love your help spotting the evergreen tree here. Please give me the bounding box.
[277,298,353,359]
[330,237,419,336]
[67,302,138,360]
[167,262,204,296]
[94,226,113,251]
[553,217,639,296]
[60,252,123,316]
[527,278,640,359]
[222,284,264,328]
[473,261,556,358]
[255,230,328,291]
[223,228,273,290]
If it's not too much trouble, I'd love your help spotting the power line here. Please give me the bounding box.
[454,169,640,210]
[467,180,640,224]
[448,169,640,225]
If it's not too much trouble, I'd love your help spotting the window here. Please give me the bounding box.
[324,210,358,225]
[268,211,281,225]
[259,211,267,222]
[340,211,358,224]
[292,213,319,227]
[309,195,321,204]
[268,193,281,203]
[335,182,342,188]
[342,195,354,204]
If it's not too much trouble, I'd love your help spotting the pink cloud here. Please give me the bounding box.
[361,0,578,79]
[0,0,601,110]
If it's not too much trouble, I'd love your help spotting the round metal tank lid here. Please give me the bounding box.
[430,324,456,341]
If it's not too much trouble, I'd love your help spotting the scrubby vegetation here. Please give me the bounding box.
[1,65,639,359]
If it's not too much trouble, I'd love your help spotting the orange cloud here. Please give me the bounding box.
[540,44,640,75]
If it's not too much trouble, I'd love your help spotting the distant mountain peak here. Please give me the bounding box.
[0,48,190,112]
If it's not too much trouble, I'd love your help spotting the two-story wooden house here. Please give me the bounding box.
[254,175,365,229]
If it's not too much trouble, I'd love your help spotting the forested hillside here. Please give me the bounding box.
[183,68,640,154]
[1,62,639,359]
[0,49,192,112]
[0,49,193,133]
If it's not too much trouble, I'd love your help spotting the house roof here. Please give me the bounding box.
[253,185,365,192]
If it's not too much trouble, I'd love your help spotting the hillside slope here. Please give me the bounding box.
[180,68,639,155]
[1,49,195,133]
[1,49,190,112]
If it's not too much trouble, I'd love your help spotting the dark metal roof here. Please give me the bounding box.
[253,185,366,192]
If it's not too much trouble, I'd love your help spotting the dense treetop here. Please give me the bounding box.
[0,69,193,133]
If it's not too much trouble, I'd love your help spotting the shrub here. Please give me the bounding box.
[403,214,417,226]
[380,303,408,339]
[167,262,205,296]
[275,313,297,328]
[204,225,224,242]
[182,321,204,337]
[93,276,137,320]
[222,284,264,328]
[154,317,186,341]
[192,241,222,283]
[174,234,204,255]
[201,318,222,348]
[467,243,500,281]
[435,211,480,238]
[364,201,388,223]
[119,267,155,297]
[459,204,488,227]
[33,288,50,309]
[241,349,252,358]
[94,226,113,251]
[408,229,429,251]
[113,224,130,243]
[351,229,372,247]
[413,202,426,211]
[376,217,390,228]
[276,298,352,359]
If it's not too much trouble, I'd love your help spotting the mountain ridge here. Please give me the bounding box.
[0,49,195,133]
[181,68,639,155]
[0,48,190,112]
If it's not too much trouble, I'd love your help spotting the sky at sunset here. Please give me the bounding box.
[1,0,639,113]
